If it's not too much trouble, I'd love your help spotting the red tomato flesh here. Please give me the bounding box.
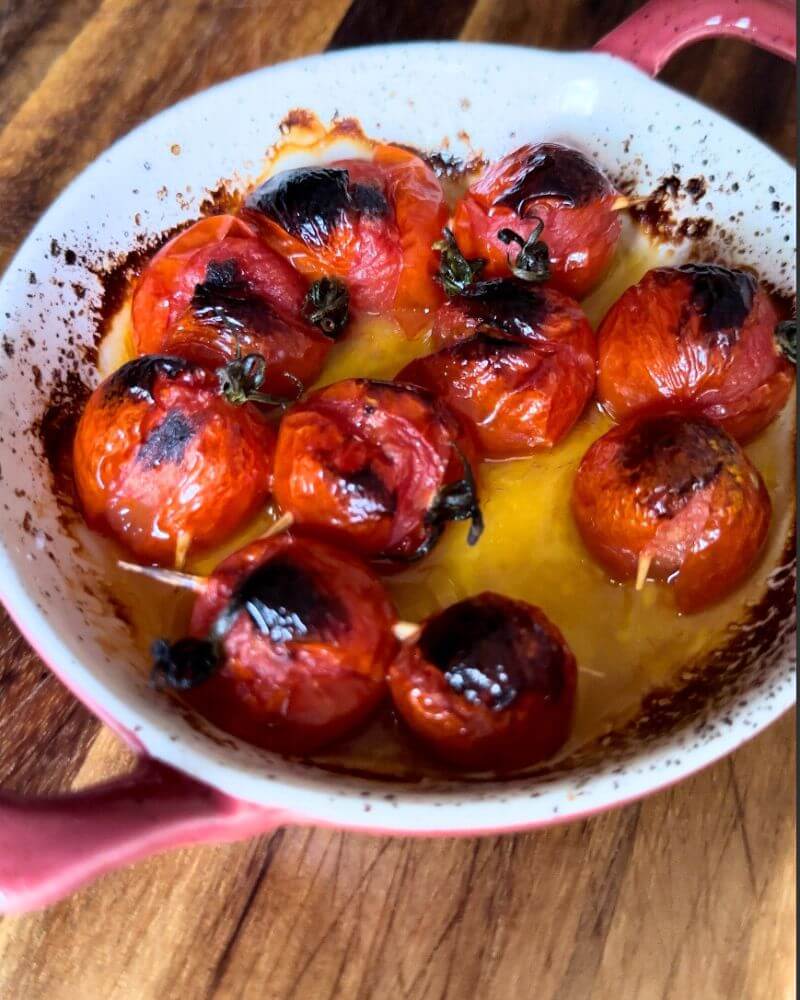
[597,264,794,442]
[452,143,620,299]
[183,534,397,753]
[388,592,577,770]
[571,414,771,613]
[73,355,274,565]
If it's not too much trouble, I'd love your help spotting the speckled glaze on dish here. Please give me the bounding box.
[0,8,795,912]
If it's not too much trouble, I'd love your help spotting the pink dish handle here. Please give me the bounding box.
[0,756,285,914]
[594,0,796,75]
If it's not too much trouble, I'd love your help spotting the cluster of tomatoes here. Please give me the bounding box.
[72,138,794,769]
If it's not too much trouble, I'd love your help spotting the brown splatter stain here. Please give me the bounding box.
[35,369,91,515]
[278,108,317,134]
[170,143,181,156]
[685,177,707,203]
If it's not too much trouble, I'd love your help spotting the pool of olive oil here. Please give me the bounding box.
[96,220,796,777]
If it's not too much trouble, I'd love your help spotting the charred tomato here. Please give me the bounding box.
[272,378,483,563]
[571,414,771,613]
[597,264,795,442]
[452,143,621,299]
[132,215,335,395]
[243,145,447,314]
[399,279,596,459]
[151,534,397,754]
[73,354,275,565]
[388,592,577,770]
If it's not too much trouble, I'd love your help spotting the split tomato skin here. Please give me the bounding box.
[597,264,795,443]
[571,414,771,613]
[184,534,397,754]
[388,592,577,770]
[243,145,447,313]
[452,143,621,299]
[272,379,480,562]
[73,355,274,565]
[132,215,330,394]
[399,280,596,459]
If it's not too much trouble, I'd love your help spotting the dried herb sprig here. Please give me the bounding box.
[496,219,551,283]
[217,350,302,407]
[434,227,487,297]
[303,277,350,338]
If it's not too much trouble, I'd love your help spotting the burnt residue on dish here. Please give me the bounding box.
[35,369,91,517]
[616,171,715,245]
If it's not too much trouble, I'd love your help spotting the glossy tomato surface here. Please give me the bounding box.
[243,144,447,313]
[73,355,274,564]
[452,143,620,299]
[132,215,330,394]
[400,279,596,459]
[571,414,771,613]
[597,264,794,442]
[272,378,482,563]
[181,534,397,753]
[388,592,577,770]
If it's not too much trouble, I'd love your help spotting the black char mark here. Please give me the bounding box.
[137,410,196,469]
[245,167,388,247]
[420,594,566,711]
[494,144,609,213]
[212,556,347,646]
[190,258,280,337]
[456,279,549,343]
[341,466,397,519]
[104,355,191,405]
[620,415,735,519]
[678,263,756,342]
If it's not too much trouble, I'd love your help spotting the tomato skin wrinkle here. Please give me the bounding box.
[132,215,331,395]
[272,378,481,563]
[597,265,795,443]
[399,279,596,460]
[73,354,275,565]
[571,414,771,613]
[180,535,397,754]
[452,143,621,300]
[388,592,577,771]
[243,146,447,313]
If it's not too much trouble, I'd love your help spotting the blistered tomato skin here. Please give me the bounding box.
[182,535,397,754]
[571,414,771,613]
[73,355,274,565]
[388,593,577,770]
[597,264,795,443]
[243,145,448,313]
[131,216,331,394]
[272,379,482,563]
[452,143,621,299]
[399,280,596,459]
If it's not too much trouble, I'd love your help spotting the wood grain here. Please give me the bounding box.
[0,2,795,998]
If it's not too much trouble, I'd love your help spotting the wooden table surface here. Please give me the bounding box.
[0,2,795,997]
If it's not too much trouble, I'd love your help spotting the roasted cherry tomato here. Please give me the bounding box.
[597,264,795,443]
[388,592,577,770]
[399,279,596,459]
[571,414,771,613]
[132,215,334,394]
[272,379,483,563]
[243,145,448,313]
[151,534,397,754]
[452,143,621,299]
[73,355,275,565]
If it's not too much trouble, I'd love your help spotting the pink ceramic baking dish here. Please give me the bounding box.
[0,0,795,913]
